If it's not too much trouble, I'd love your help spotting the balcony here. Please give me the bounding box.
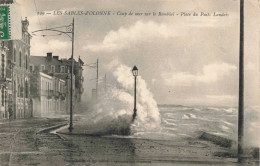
[46,90,54,99]
[60,93,66,100]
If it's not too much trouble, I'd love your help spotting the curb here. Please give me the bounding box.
[57,132,104,137]
[37,123,68,134]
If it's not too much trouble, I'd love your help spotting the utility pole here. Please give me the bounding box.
[96,58,98,100]
[238,0,244,163]
[69,18,74,132]
[31,18,74,131]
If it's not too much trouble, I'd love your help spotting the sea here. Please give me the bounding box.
[131,105,238,142]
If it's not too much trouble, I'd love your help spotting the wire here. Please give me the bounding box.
[32,33,62,37]
[85,62,97,65]
[32,25,72,34]
[45,25,72,30]
[83,63,97,68]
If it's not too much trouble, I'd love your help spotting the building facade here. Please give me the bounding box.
[31,72,66,117]
[5,18,32,119]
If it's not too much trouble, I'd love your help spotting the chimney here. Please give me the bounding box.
[47,52,52,61]
[53,56,59,60]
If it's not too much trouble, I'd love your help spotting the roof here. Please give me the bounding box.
[39,72,53,80]
[30,56,46,66]
[30,56,63,66]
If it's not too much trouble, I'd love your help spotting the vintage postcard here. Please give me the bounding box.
[0,0,259,165]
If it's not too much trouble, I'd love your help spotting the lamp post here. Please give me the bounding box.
[132,66,138,122]
[68,18,75,132]
[238,0,244,162]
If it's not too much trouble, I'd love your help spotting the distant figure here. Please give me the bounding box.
[30,98,33,118]
[8,107,12,120]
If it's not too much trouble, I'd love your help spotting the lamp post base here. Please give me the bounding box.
[132,109,137,123]
[68,126,73,132]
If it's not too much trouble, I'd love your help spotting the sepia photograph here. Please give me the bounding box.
[0,0,259,165]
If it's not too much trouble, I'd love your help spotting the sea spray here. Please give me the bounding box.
[85,62,161,136]
[112,63,161,130]
[244,106,260,148]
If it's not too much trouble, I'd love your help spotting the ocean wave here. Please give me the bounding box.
[182,113,197,119]
[224,108,236,113]
[157,132,177,137]
[178,133,192,137]
[209,132,229,138]
[164,113,175,117]
[206,107,237,114]
[221,125,230,131]
[163,127,178,131]
[165,118,177,122]
[163,119,177,126]
[222,120,235,126]
[207,107,222,111]
[132,131,177,139]
[192,108,201,112]
[163,113,176,119]
[181,123,199,126]
[197,117,215,122]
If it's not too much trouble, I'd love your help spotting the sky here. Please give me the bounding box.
[15,0,260,107]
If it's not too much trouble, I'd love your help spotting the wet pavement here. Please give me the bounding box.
[0,117,258,166]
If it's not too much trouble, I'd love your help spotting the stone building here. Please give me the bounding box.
[0,0,32,119]
[0,17,32,120]
[30,53,84,114]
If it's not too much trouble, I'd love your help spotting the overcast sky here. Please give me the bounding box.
[16,0,260,107]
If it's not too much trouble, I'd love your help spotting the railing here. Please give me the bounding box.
[46,90,54,98]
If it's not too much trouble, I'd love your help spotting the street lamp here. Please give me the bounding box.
[238,0,244,162]
[132,66,138,122]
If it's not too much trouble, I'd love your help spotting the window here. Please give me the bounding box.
[41,65,45,71]
[1,88,4,106]
[1,54,5,78]
[19,52,22,67]
[61,84,64,93]
[25,81,28,98]
[30,65,34,72]
[20,84,23,97]
[25,55,28,70]
[13,80,16,96]
[41,80,43,93]
[60,66,65,73]
[13,48,16,62]
[51,65,55,73]
[18,85,20,97]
